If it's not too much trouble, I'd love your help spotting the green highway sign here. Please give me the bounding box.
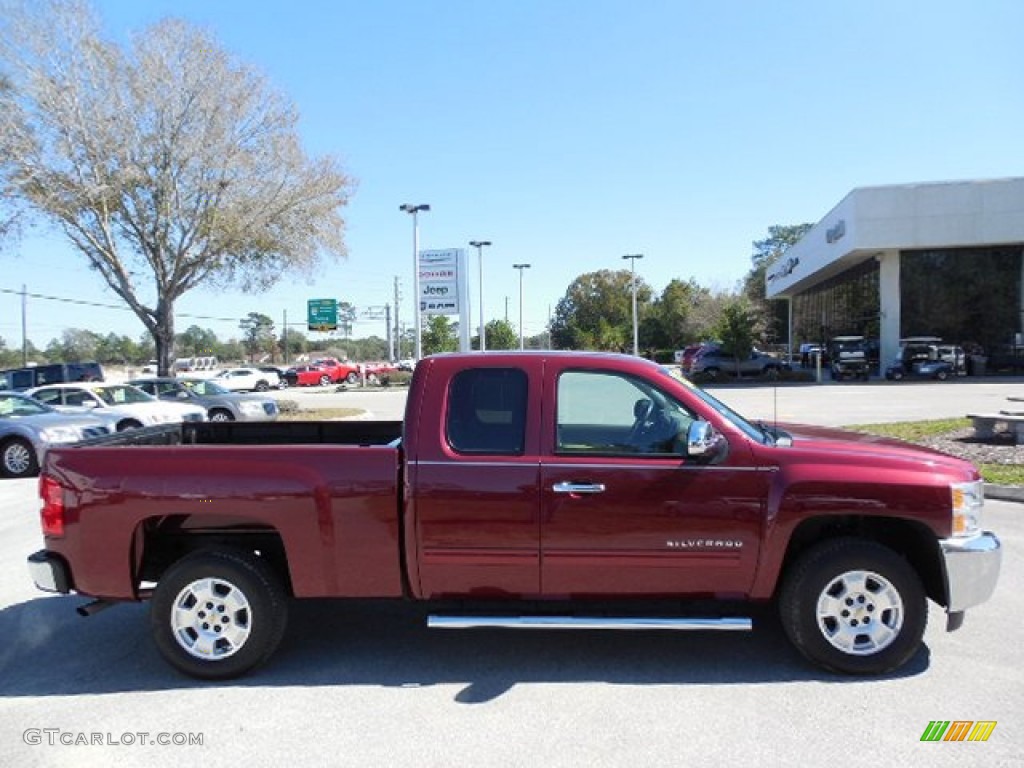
[307,298,338,331]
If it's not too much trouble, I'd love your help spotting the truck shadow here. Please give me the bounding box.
[0,596,931,702]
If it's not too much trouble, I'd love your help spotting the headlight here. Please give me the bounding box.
[39,427,81,443]
[951,480,983,537]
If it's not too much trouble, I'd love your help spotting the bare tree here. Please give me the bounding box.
[0,1,353,374]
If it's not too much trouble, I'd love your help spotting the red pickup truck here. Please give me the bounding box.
[27,352,1001,680]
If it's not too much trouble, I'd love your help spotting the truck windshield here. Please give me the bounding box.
[659,367,767,443]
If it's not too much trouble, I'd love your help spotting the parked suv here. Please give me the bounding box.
[828,336,871,381]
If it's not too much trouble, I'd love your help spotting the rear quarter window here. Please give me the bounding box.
[446,368,527,455]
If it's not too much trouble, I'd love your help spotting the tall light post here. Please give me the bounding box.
[513,263,531,349]
[399,203,430,360]
[469,240,491,352]
[622,253,644,356]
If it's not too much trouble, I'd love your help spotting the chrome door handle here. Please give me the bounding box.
[552,482,606,494]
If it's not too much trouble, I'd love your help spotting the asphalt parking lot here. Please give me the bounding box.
[1,379,1021,766]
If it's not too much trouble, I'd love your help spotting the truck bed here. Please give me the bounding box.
[44,420,406,600]
[76,420,404,447]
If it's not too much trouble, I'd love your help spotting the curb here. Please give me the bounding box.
[985,484,1024,503]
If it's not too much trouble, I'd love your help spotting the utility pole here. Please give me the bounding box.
[283,309,288,365]
[513,264,531,350]
[393,276,401,361]
[622,253,644,356]
[21,284,27,366]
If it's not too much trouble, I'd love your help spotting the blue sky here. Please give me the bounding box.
[2,0,1022,349]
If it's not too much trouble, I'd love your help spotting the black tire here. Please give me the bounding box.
[346,372,359,385]
[703,367,720,380]
[318,374,331,387]
[778,538,926,675]
[763,366,780,380]
[150,550,288,680]
[936,370,948,381]
[117,419,143,432]
[254,380,270,392]
[891,370,904,381]
[367,372,379,385]
[209,409,234,422]
[1,437,39,478]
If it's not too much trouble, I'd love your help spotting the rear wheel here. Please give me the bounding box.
[151,550,288,680]
[318,374,331,387]
[209,409,234,422]
[936,370,949,381]
[779,538,925,675]
[346,372,359,385]
[117,419,143,431]
[1,437,38,478]
[254,380,270,392]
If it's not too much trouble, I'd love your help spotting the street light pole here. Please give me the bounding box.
[513,263,531,350]
[400,203,430,360]
[469,240,492,352]
[622,253,644,356]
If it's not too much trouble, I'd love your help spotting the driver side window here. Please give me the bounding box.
[555,370,694,456]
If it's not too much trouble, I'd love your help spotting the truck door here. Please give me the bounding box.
[411,365,541,598]
[539,368,764,598]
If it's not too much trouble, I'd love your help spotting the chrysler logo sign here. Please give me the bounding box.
[826,219,846,244]
[767,256,799,283]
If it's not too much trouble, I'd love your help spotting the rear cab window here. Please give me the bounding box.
[446,368,527,455]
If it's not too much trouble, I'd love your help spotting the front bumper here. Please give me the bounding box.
[28,550,72,594]
[941,532,1001,614]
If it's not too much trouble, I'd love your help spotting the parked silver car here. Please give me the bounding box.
[0,390,114,478]
[25,382,207,431]
[128,377,279,422]
[689,349,784,379]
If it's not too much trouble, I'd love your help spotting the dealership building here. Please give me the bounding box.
[765,177,1024,372]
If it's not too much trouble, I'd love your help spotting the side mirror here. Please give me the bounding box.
[685,420,726,460]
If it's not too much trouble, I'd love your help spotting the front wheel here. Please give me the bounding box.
[346,372,359,385]
[254,380,270,392]
[150,550,288,680]
[778,538,926,675]
[318,374,331,387]
[1,437,38,478]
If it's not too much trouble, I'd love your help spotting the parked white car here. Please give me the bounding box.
[214,367,278,392]
[25,382,207,431]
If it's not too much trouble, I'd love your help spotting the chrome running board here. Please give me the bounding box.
[428,615,752,631]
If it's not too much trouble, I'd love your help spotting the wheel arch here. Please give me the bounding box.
[134,514,294,597]
[775,514,946,606]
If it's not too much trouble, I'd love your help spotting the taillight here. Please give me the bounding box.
[39,475,65,537]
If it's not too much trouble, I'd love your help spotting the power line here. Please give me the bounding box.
[0,286,245,324]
